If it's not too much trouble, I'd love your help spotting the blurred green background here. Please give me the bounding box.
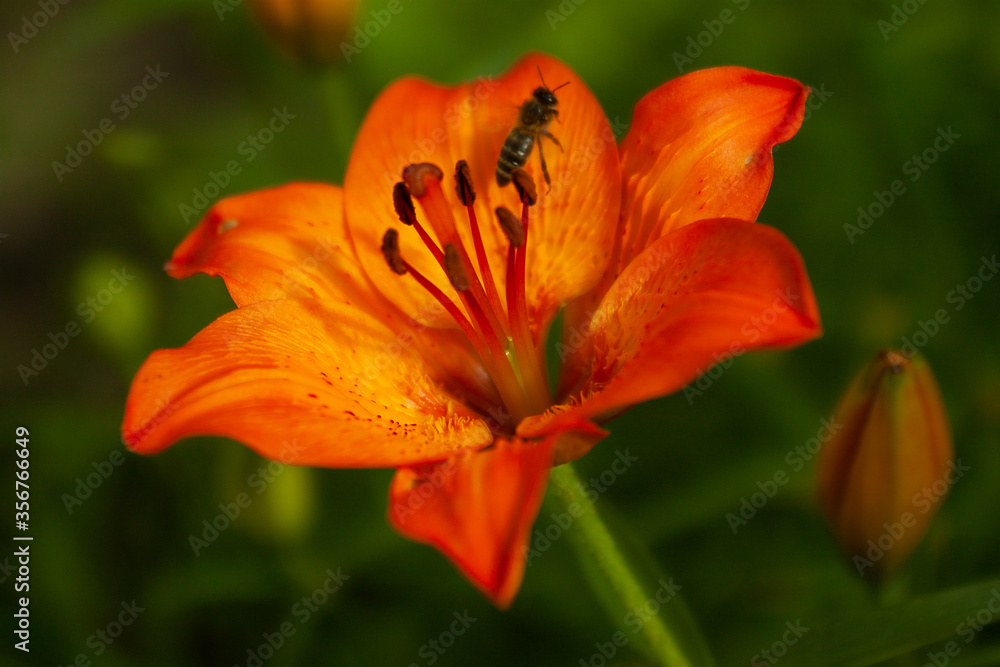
[2,0,999,664]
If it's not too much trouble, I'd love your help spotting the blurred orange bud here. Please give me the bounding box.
[246,0,359,65]
[817,350,958,582]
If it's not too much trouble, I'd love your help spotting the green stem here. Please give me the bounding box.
[546,462,715,667]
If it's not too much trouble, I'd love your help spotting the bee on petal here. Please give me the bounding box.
[496,68,569,191]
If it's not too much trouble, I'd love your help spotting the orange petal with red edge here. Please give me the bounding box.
[169,184,377,309]
[521,219,820,445]
[122,298,492,468]
[615,67,808,273]
[387,434,557,608]
[344,53,621,338]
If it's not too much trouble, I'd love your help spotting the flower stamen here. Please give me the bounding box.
[381,229,500,396]
[495,206,525,248]
[456,161,506,326]
[404,163,510,350]
[443,243,470,291]
[511,169,537,206]
[380,228,407,275]
[394,181,444,264]
[383,163,552,426]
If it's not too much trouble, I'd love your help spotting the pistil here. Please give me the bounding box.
[500,170,549,409]
[455,161,506,327]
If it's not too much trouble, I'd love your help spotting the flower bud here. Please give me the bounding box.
[246,0,358,65]
[816,350,954,582]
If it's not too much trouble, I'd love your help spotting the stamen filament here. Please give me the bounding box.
[409,170,511,349]
[400,258,527,420]
[457,154,507,329]
[467,203,508,334]
[401,259,481,351]
[413,220,444,264]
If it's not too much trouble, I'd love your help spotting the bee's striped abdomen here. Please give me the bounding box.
[496,129,535,186]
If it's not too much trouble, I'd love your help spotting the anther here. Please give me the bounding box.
[392,182,417,225]
[402,163,444,197]
[510,169,537,206]
[454,160,476,206]
[381,229,407,275]
[443,244,470,291]
[495,206,525,248]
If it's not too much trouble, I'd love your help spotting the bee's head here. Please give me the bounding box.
[532,86,558,107]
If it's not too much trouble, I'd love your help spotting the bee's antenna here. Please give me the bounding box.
[537,65,570,93]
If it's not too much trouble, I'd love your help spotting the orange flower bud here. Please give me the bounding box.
[817,350,955,582]
[246,0,359,65]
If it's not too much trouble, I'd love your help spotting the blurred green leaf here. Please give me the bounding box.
[786,579,1000,667]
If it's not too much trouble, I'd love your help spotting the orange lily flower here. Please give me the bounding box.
[123,53,821,608]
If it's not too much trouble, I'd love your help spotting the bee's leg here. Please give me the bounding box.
[537,139,552,192]
[541,130,563,152]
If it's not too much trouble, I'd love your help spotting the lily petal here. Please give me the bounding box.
[344,53,621,339]
[123,298,492,467]
[521,219,820,444]
[168,184,502,407]
[615,67,809,274]
[387,434,556,608]
[168,184,376,308]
